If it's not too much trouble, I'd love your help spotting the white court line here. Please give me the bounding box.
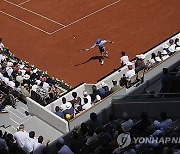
[22,116,33,123]
[18,0,31,6]
[0,11,51,35]
[50,0,122,35]
[4,0,65,26]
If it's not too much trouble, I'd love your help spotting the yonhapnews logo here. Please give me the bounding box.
[117,132,131,148]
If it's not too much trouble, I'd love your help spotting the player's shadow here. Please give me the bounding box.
[74,56,102,66]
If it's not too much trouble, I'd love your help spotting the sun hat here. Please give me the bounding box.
[23,74,30,80]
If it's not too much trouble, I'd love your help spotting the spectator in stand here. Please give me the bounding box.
[61,97,70,111]
[153,112,173,133]
[70,92,82,113]
[70,131,84,153]
[46,93,56,104]
[163,43,170,55]
[33,136,50,154]
[63,102,74,120]
[0,130,9,152]
[81,91,91,106]
[54,106,64,119]
[120,51,129,66]
[98,81,109,98]
[160,68,172,94]
[126,62,136,79]
[147,53,161,68]
[82,98,92,110]
[21,83,31,97]
[56,138,74,154]
[23,131,36,154]
[135,54,146,73]
[110,79,121,93]
[130,112,151,136]
[0,38,5,51]
[161,50,170,61]
[5,133,19,154]
[79,123,89,137]
[90,85,101,103]
[23,74,31,86]
[121,112,133,132]
[14,124,28,150]
[88,112,101,132]
[85,129,98,145]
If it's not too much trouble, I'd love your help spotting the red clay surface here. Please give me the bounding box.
[0,0,180,86]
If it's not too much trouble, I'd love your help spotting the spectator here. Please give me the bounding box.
[175,38,180,51]
[110,79,121,93]
[120,51,129,66]
[153,112,173,133]
[163,43,170,55]
[160,68,172,94]
[126,62,136,79]
[70,92,81,108]
[46,93,56,104]
[161,50,170,61]
[147,53,161,68]
[14,124,28,150]
[0,130,9,152]
[130,112,151,135]
[56,137,74,154]
[81,91,91,105]
[63,102,74,120]
[98,82,109,98]
[23,131,36,154]
[70,131,84,153]
[82,98,92,110]
[90,85,101,103]
[5,133,19,154]
[135,54,146,73]
[85,129,98,145]
[55,106,64,119]
[121,112,133,132]
[88,112,101,132]
[79,123,89,137]
[33,136,50,154]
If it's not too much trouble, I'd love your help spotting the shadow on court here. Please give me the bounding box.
[74,56,102,66]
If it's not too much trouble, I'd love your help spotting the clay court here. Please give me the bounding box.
[0,0,179,86]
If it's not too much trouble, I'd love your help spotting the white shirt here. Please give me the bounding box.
[86,133,98,145]
[23,137,36,154]
[126,69,135,79]
[43,82,50,91]
[33,142,46,154]
[82,102,92,110]
[16,75,24,83]
[14,130,28,149]
[120,56,129,65]
[121,119,133,132]
[162,55,170,61]
[58,145,74,154]
[61,102,72,111]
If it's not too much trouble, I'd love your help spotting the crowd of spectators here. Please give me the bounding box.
[0,124,50,154]
[0,38,71,109]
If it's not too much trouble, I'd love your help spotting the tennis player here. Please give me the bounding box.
[88,38,114,65]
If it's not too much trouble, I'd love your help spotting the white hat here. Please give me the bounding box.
[126,62,133,66]
[100,81,107,87]
[136,54,145,59]
[65,102,72,109]
[163,44,169,49]
[83,91,88,96]
[23,74,30,80]
[161,50,167,55]
[169,46,175,53]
